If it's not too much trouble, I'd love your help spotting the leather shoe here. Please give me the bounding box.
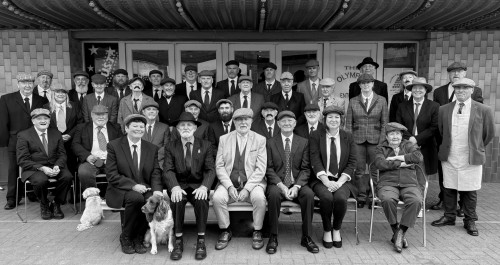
[120,234,135,254]
[4,200,16,210]
[431,216,456,227]
[391,234,408,248]
[51,202,64,219]
[133,238,147,254]
[252,230,264,250]
[266,234,278,254]
[195,238,207,260]
[215,231,232,250]
[464,221,479,236]
[170,237,183,260]
[40,203,52,220]
[322,239,333,249]
[457,208,464,217]
[300,236,319,253]
[430,201,443,210]
[357,201,366,208]
[332,238,342,248]
[393,229,405,253]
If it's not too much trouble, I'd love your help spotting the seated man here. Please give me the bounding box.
[265,111,318,254]
[163,112,215,261]
[17,108,73,220]
[73,105,122,193]
[105,114,163,254]
[374,122,423,253]
[212,108,267,251]
[141,101,170,169]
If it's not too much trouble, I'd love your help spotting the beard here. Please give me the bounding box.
[113,79,127,89]
[220,112,233,122]
[179,130,194,139]
[75,85,88,93]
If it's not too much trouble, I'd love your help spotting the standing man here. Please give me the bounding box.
[190,70,225,123]
[270,72,306,125]
[141,102,170,168]
[158,77,188,126]
[431,78,494,237]
[389,70,417,122]
[265,111,318,254]
[163,112,215,261]
[207,99,235,151]
[251,102,281,139]
[348,57,388,103]
[143,70,164,102]
[216,60,241,98]
[82,74,119,123]
[212,108,267,251]
[69,70,93,112]
[317,78,346,115]
[175,65,201,99]
[294,103,324,139]
[105,69,131,101]
[227,76,264,120]
[0,73,48,210]
[253,62,281,102]
[117,77,155,131]
[105,114,163,254]
[297,59,321,105]
[33,70,53,101]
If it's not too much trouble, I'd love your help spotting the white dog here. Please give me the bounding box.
[141,192,175,254]
[77,187,104,231]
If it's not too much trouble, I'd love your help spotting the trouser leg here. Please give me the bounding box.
[399,187,423,228]
[459,190,478,222]
[249,186,266,230]
[312,183,334,232]
[212,185,231,229]
[265,185,284,235]
[189,189,209,234]
[354,143,368,202]
[6,136,20,201]
[28,172,50,206]
[297,185,315,237]
[331,185,349,230]
[378,186,399,225]
[122,190,151,240]
[443,187,458,220]
[53,168,73,204]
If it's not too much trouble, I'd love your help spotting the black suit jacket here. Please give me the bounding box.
[43,102,83,138]
[349,79,389,104]
[389,91,412,122]
[105,137,162,208]
[216,79,241,98]
[158,95,188,126]
[251,119,281,139]
[16,127,66,181]
[270,91,306,124]
[433,82,484,106]
[189,88,225,123]
[207,120,235,149]
[175,82,201,99]
[68,88,94,112]
[105,86,131,102]
[143,86,164,102]
[72,121,122,162]
[163,137,215,190]
[294,122,325,139]
[266,134,311,187]
[81,93,119,123]
[253,81,282,102]
[0,91,48,147]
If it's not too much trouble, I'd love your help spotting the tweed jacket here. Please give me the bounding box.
[345,93,388,144]
[117,93,156,131]
[348,79,389,104]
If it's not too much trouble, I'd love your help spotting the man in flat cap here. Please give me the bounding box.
[213,108,267,251]
[265,110,318,254]
[294,103,325,138]
[117,77,156,132]
[0,73,48,210]
[431,61,483,212]
[105,69,131,101]
[431,78,494,237]
[207,99,236,154]
[163,112,215,261]
[82,74,119,124]
[374,122,423,253]
[349,57,388,103]
[171,100,210,141]
[318,77,346,115]
[33,70,54,101]
[17,108,74,220]
[175,65,201,99]
[73,105,122,193]
[227,76,264,120]
[190,70,225,123]
[389,70,417,122]
[270,72,306,125]
[105,113,163,254]
[143,70,164,102]
[253,62,282,102]
[69,70,93,112]
[159,77,188,126]
[141,101,170,169]
[216,60,241,98]
[297,59,322,105]
[251,102,281,139]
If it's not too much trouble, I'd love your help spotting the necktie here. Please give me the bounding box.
[329,137,338,176]
[133,99,139,112]
[190,85,194,93]
[267,84,272,92]
[24,97,30,110]
[97,126,107,151]
[97,95,101,105]
[118,89,123,99]
[148,125,153,139]
[404,94,409,101]
[312,83,317,98]
[458,102,465,114]
[413,103,420,135]
[323,98,328,109]
[230,80,236,95]
[243,95,248,108]
[185,142,192,172]
[449,90,455,103]
[285,93,289,103]
[154,90,160,102]
[57,106,66,133]
[204,90,210,107]
[132,144,139,171]
[268,126,273,137]
[310,126,314,135]
[41,132,48,155]
[43,90,47,98]
[224,123,229,134]
[364,97,369,111]
[284,138,292,187]
[79,93,85,103]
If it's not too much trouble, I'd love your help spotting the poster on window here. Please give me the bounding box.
[333,50,371,100]
[84,43,120,87]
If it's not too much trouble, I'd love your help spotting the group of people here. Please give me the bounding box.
[0,56,494,257]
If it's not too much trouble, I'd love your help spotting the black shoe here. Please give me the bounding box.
[4,200,16,210]
[120,234,135,254]
[431,216,456,227]
[195,238,207,260]
[457,208,464,217]
[430,201,443,210]
[170,237,183,260]
[393,229,405,253]
[357,201,366,208]
[266,234,278,254]
[464,221,479,236]
[391,234,409,248]
[300,236,319,253]
[332,232,342,248]
[27,192,38,202]
[51,202,64,219]
[40,203,52,220]
[215,231,232,250]
[133,238,147,254]
[252,230,264,250]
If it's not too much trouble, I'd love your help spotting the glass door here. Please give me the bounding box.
[276,44,322,85]
[174,43,222,84]
[229,44,276,84]
[125,43,175,80]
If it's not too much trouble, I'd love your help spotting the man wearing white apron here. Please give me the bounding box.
[431,78,494,236]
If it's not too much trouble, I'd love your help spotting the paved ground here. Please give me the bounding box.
[1,179,500,265]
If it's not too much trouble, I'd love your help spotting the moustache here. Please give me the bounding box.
[266,114,274,117]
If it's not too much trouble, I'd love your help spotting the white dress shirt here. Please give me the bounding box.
[240,93,251,107]
[202,88,213,104]
[310,79,319,92]
[307,121,319,132]
[20,91,33,109]
[362,92,374,109]
[266,80,276,88]
[94,92,105,100]
[34,127,48,145]
[91,123,109,159]
[316,129,351,181]
[236,132,248,155]
[228,77,238,94]
[37,86,52,102]
[282,90,293,100]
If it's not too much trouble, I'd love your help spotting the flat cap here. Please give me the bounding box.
[399,70,418,78]
[142,101,159,110]
[198,70,214,77]
[385,122,407,133]
[92,104,108,114]
[238,75,252,83]
[91,74,107,84]
[356,57,379,69]
[280,71,293,80]
[406,77,432,92]
[37,70,53,78]
[322,105,344,116]
[357,73,375,83]
[447,62,467,72]
[277,110,296,120]
[17,73,35,82]
[216,98,233,108]
[129,76,145,86]
[261,101,279,110]
[184,65,197,72]
[305,59,320,68]
[319,78,335,86]
[233,108,253,120]
[149,70,163,77]
[225,60,240,66]
[73,70,89,79]
[172,112,201,127]
[263,62,277,70]
[113,69,128,76]
[124,114,147,126]
[50,82,71,92]
[452,78,476,88]
[304,103,320,112]
[160,77,176,85]
[31,108,50,119]
[184,99,202,109]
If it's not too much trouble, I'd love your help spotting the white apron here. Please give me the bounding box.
[442,108,482,191]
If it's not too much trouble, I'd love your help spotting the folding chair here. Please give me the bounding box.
[368,163,428,247]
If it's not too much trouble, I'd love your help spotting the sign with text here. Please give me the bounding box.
[333,50,371,100]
